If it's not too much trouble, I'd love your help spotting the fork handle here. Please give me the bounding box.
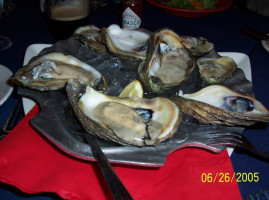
[85,134,134,200]
[238,140,269,162]
[241,28,269,40]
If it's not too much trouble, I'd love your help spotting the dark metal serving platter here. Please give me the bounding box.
[18,37,253,166]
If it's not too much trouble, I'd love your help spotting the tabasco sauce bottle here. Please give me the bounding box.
[122,0,143,29]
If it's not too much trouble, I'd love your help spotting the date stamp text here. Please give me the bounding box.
[201,172,259,183]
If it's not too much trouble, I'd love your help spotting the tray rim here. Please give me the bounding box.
[21,43,252,159]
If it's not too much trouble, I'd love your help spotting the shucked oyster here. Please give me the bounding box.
[66,79,182,146]
[99,24,150,60]
[180,36,214,57]
[197,50,237,84]
[138,28,195,94]
[11,53,106,91]
[74,24,100,34]
[171,85,269,126]
[73,25,107,54]
[74,24,214,60]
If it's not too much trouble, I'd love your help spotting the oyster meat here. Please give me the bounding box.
[12,53,106,91]
[66,79,182,146]
[180,36,214,57]
[99,24,150,60]
[197,50,237,84]
[138,28,195,94]
[74,24,100,34]
[73,25,107,54]
[171,85,269,126]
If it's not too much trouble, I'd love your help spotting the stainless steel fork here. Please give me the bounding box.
[206,132,269,161]
[166,123,269,162]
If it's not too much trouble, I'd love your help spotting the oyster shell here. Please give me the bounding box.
[171,85,269,126]
[74,24,100,34]
[73,25,107,54]
[138,28,195,94]
[11,53,106,91]
[180,36,214,57]
[66,79,182,146]
[197,50,237,84]
[99,24,150,60]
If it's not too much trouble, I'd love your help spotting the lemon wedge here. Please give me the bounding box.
[119,80,144,98]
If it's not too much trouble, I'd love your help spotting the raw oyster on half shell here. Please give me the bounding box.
[73,25,107,54]
[197,50,237,84]
[66,79,182,147]
[180,36,214,57]
[99,24,150,60]
[171,85,269,126]
[74,24,100,34]
[138,28,196,94]
[11,53,106,91]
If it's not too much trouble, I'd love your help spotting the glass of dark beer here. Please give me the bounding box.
[45,0,90,41]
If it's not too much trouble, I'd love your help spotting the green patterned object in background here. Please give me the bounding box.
[162,0,218,10]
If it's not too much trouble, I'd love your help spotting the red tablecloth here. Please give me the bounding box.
[0,105,242,200]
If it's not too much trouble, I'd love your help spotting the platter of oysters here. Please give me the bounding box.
[11,24,269,166]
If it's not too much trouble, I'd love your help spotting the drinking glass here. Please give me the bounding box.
[44,0,90,41]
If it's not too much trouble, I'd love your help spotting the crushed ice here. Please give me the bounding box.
[31,61,56,79]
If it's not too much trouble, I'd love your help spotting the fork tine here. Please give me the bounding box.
[207,132,243,146]
[209,132,242,139]
[207,137,241,146]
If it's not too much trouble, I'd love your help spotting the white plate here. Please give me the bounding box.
[219,52,252,82]
[261,34,269,53]
[22,44,252,156]
[0,64,14,106]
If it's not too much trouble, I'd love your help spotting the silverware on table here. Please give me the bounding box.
[162,126,269,162]
[241,27,269,41]
[0,99,24,140]
[207,131,269,161]
[65,105,134,200]
[84,133,134,200]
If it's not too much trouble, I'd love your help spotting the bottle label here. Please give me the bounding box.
[122,7,141,29]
